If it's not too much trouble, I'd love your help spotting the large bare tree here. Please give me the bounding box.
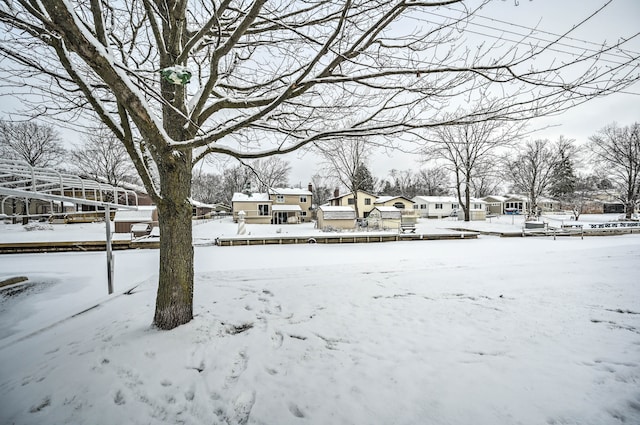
[316,137,373,217]
[0,120,65,167]
[249,157,291,191]
[0,1,638,329]
[588,122,640,219]
[70,125,138,186]
[421,112,523,221]
[505,138,558,218]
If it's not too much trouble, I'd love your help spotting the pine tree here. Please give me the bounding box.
[550,138,577,198]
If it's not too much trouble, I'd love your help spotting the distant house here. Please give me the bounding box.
[602,202,625,214]
[502,194,559,214]
[231,192,272,224]
[482,195,508,215]
[316,205,356,230]
[457,201,487,221]
[411,196,460,218]
[270,187,313,224]
[113,206,158,234]
[374,195,415,210]
[189,198,220,218]
[231,186,313,224]
[326,189,378,218]
[412,195,486,220]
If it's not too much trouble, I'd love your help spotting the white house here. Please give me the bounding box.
[412,195,486,220]
[501,194,560,214]
[412,196,460,218]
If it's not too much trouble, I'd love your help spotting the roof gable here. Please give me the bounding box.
[375,195,414,204]
[327,189,377,202]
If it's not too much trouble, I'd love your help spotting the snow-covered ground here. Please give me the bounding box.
[1,214,639,425]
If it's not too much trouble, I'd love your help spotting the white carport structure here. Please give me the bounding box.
[0,158,139,219]
[0,159,141,294]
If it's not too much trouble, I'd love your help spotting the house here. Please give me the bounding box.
[231,186,313,224]
[457,201,487,221]
[367,206,402,230]
[270,187,313,224]
[326,189,378,218]
[411,195,486,219]
[482,195,508,215]
[189,198,219,218]
[502,194,560,214]
[113,206,158,233]
[374,195,415,210]
[316,205,356,231]
[231,192,272,224]
[411,196,460,218]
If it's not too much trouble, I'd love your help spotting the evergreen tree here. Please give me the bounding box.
[353,164,376,193]
[550,138,577,198]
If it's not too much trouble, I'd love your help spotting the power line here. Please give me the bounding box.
[421,9,640,61]
[400,5,640,67]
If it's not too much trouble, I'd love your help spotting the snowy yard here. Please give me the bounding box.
[0,215,639,424]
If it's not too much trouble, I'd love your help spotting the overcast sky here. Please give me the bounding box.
[1,0,638,187]
[287,0,640,186]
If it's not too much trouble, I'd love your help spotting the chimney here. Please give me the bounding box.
[334,188,340,198]
[308,183,313,193]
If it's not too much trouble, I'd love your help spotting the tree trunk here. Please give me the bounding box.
[464,182,471,222]
[153,153,194,330]
[625,201,634,219]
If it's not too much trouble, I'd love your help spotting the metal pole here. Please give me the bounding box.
[105,204,114,294]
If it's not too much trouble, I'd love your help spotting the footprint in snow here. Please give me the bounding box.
[271,331,284,348]
[225,351,248,386]
[229,391,256,425]
[288,402,305,418]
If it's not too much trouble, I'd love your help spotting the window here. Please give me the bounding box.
[258,204,269,216]
[301,211,307,216]
[347,198,355,205]
[420,204,426,209]
[452,203,458,209]
[299,196,307,203]
[364,198,371,205]
[435,203,443,209]
[276,195,285,203]
[393,202,405,209]
[413,205,419,210]
[474,203,482,210]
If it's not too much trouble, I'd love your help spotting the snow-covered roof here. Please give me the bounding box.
[482,195,508,202]
[375,195,413,204]
[413,196,458,203]
[372,206,402,218]
[231,192,271,202]
[188,198,218,209]
[504,194,528,202]
[270,187,312,196]
[113,207,155,222]
[319,205,356,220]
[413,196,486,204]
[272,205,302,212]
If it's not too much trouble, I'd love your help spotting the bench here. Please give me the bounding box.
[400,223,416,233]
